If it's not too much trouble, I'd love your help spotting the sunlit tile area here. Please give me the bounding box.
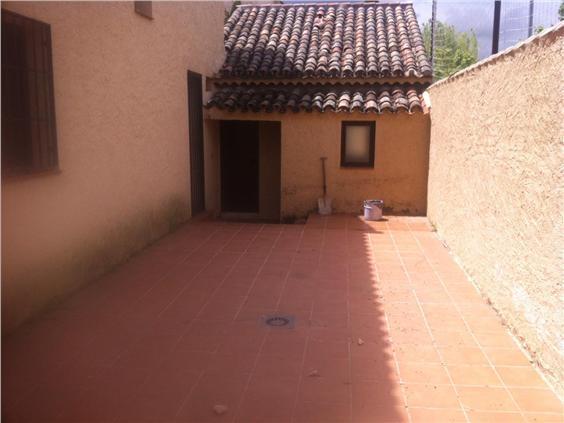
[3,215,562,423]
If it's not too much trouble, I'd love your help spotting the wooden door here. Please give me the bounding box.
[220,121,259,213]
[188,71,205,215]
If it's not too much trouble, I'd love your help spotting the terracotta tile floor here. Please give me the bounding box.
[2,215,563,423]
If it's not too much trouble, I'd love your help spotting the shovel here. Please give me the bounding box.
[318,157,332,215]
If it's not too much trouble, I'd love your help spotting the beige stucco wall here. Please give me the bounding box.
[1,2,225,333]
[206,111,430,219]
[427,25,564,395]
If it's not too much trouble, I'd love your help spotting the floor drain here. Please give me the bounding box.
[266,316,289,327]
[263,314,295,328]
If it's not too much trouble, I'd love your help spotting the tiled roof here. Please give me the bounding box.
[207,83,428,113]
[210,3,431,114]
[221,2,432,78]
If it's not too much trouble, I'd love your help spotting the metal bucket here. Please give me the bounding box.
[363,199,384,221]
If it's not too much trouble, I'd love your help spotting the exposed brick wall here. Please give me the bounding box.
[427,24,563,396]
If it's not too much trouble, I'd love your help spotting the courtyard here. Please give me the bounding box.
[2,215,561,422]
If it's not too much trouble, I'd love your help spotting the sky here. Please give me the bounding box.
[283,0,562,59]
[411,0,561,58]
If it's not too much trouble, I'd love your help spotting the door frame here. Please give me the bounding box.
[187,70,205,216]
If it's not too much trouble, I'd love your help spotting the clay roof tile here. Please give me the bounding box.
[220,2,432,79]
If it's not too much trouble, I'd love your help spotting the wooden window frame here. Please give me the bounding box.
[340,121,376,168]
[1,9,58,177]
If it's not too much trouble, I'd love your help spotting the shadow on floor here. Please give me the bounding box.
[3,214,560,422]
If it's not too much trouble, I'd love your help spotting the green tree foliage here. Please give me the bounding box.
[559,1,564,21]
[423,20,479,80]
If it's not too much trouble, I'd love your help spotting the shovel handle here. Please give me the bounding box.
[320,157,327,196]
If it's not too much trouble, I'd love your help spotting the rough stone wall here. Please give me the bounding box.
[427,25,564,395]
[205,110,431,219]
[1,2,225,333]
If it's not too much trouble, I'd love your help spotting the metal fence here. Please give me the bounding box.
[411,0,562,79]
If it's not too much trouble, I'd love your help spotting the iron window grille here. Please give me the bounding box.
[1,10,58,176]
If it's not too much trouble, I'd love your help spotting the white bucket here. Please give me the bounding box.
[364,199,384,221]
[318,197,332,215]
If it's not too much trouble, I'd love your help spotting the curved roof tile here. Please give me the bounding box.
[221,3,432,79]
[207,83,428,114]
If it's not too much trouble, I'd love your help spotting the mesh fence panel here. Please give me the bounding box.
[411,0,562,79]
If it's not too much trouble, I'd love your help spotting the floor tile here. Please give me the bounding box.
[508,388,563,413]
[438,346,490,366]
[253,356,303,379]
[483,347,531,366]
[352,404,410,423]
[216,334,265,355]
[465,316,505,332]
[448,365,502,386]
[403,383,460,408]
[496,366,550,388]
[245,374,299,399]
[398,362,451,384]
[298,376,351,403]
[204,352,257,377]
[294,400,351,423]
[456,386,519,411]
[5,384,80,423]
[261,332,307,360]
[3,216,561,423]
[235,393,293,423]
[306,339,350,360]
[350,356,397,381]
[409,407,466,422]
[473,331,517,348]
[352,380,406,420]
[393,344,441,363]
[303,356,350,381]
[523,412,564,422]
[432,329,477,347]
[176,374,248,422]
[465,410,525,422]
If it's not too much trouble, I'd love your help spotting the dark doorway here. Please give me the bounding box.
[188,71,205,216]
[220,121,259,213]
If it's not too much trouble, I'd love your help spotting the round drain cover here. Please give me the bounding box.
[265,316,290,327]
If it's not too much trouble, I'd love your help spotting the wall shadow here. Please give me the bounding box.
[2,214,409,422]
[304,213,407,422]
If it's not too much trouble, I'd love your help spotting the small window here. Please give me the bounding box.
[1,10,58,176]
[340,121,375,167]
